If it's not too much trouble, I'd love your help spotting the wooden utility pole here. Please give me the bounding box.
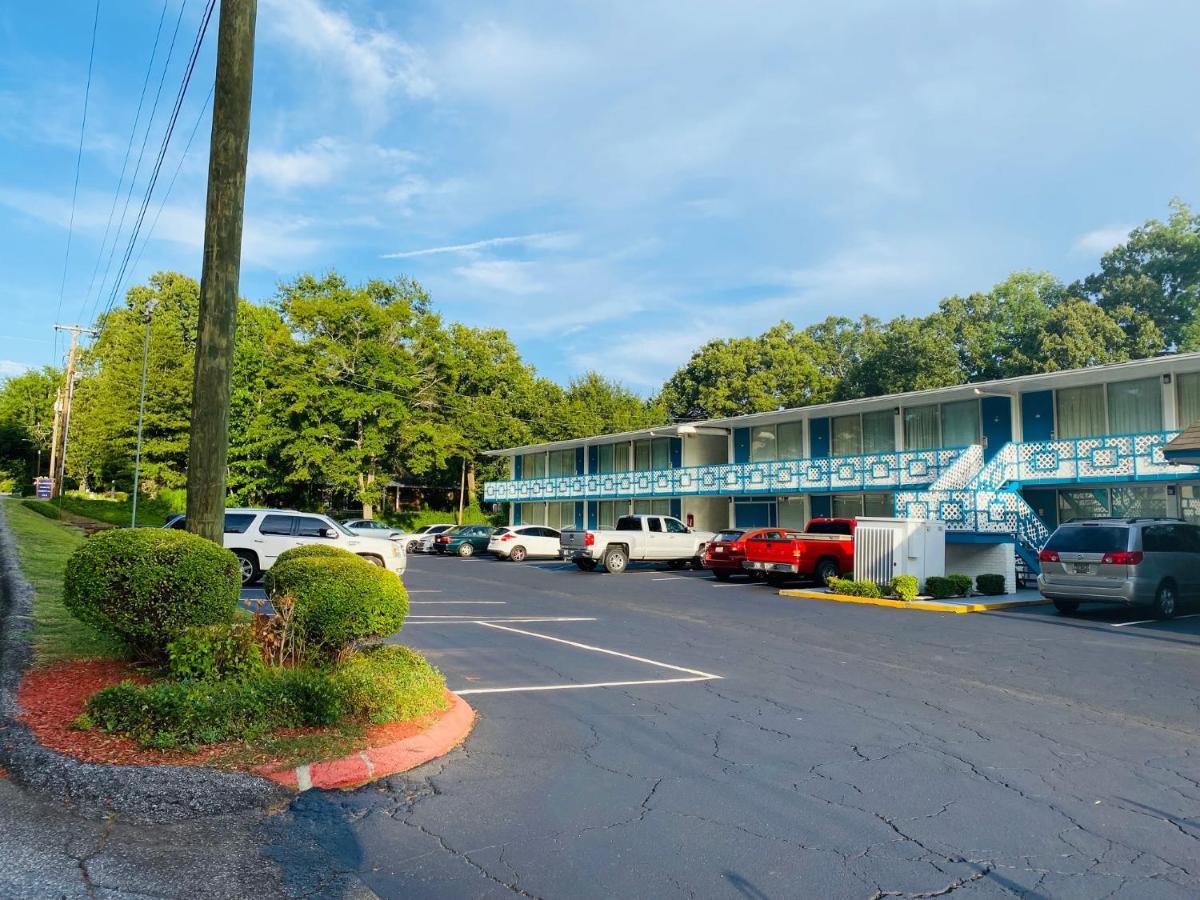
[51,323,98,498]
[185,0,257,544]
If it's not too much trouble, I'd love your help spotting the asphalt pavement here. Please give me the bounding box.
[264,553,1200,899]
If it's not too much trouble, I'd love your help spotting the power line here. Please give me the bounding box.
[121,83,214,302]
[80,0,172,321]
[88,0,192,327]
[53,0,101,362]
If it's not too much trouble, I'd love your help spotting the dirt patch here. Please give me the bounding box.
[16,660,459,775]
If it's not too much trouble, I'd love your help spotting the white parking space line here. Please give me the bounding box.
[652,576,687,582]
[409,601,507,605]
[474,621,723,679]
[406,616,597,625]
[457,676,713,696]
[1110,613,1200,628]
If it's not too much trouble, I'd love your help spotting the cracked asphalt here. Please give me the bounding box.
[4,554,1199,898]
[268,555,1200,899]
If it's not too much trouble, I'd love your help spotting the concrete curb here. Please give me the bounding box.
[777,587,1050,614]
[258,692,476,791]
[0,502,292,823]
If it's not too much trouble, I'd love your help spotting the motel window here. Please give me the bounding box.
[597,442,631,474]
[1057,485,1168,523]
[903,406,940,450]
[632,499,671,517]
[548,449,576,477]
[546,501,577,530]
[1178,373,1200,427]
[596,500,626,529]
[830,493,893,519]
[832,411,897,457]
[777,422,804,460]
[1108,378,1162,435]
[831,415,862,457]
[519,503,547,525]
[941,400,981,448]
[750,425,777,462]
[1181,485,1200,524]
[634,437,672,471]
[521,452,546,480]
[1057,378,1163,439]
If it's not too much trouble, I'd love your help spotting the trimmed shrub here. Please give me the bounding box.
[976,573,1006,596]
[267,543,365,574]
[826,577,882,598]
[63,528,239,660]
[888,575,919,601]
[332,645,449,724]
[265,556,408,660]
[167,623,264,682]
[84,667,347,749]
[22,499,60,520]
[947,574,974,597]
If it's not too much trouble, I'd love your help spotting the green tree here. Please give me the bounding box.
[1032,298,1162,371]
[0,366,61,488]
[838,314,967,398]
[1078,200,1200,349]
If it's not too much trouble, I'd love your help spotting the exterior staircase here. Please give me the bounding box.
[895,442,1051,578]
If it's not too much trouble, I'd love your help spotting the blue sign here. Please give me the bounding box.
[34,478,52,499]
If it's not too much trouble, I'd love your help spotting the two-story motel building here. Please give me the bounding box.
[483,353,1200,575]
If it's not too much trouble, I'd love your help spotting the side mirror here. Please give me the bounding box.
[321,527,339,539]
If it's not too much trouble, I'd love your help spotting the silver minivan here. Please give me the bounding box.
[1037,518,1199,618]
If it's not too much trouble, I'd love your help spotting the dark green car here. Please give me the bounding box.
[434,525,497,557]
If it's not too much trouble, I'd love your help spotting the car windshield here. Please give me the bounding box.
[1045,525,1130,553]
[713,530,745,543]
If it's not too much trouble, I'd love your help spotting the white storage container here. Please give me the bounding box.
[853,517,946,586]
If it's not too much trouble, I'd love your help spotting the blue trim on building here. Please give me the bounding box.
[588,445,599,474]
[670,438,682,468]
[513,503,522,525]
[587,501,597,529]
[575,501,584,529]
[670,498,682,520]
[1021,390,1054,442]
[575,447,585,475]
[809,418,830,458]
[1021,488,1057,531]
[513,455,523,480]
[733,499,776,528]
[733,428,750,464]
[946,532,1014,545]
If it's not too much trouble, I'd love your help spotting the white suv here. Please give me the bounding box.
[165,508,407,585]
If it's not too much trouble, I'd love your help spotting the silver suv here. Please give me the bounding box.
[1037,517,1199,619]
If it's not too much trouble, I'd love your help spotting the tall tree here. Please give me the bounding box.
[1078,200,1200,350]
[0,366,61,488]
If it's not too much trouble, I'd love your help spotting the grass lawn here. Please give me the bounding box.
[56,495,175,528]
[3,500,124,664]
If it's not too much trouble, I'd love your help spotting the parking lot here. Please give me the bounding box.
[255,553,1200,899]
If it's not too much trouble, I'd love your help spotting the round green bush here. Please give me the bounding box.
[63,528,239,660]
[888,574,919,601]
[265,556,408,659]
[167,623,264,682]
[270,543,365,572]
[333,645,448,724]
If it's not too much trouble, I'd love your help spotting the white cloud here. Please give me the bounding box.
[452,260,543,295]
[249,137,415,192]
[260,0,433,127]
[1072,224,1133,257]
[383,231,569,259]
[0,360,30,378]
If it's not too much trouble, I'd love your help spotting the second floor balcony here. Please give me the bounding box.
[482,447,963,503]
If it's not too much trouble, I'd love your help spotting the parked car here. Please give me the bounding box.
[742,518,856,587]
[407,523,456,553]
[701,528,773,581]
[342,518,406,541]
[1037,517,1199,618]
[488,525,563,561]
[559,514,715,574]
[434,525,496,557]
[165,508,407,585]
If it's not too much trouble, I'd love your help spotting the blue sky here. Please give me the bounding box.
[2,1,1199,391]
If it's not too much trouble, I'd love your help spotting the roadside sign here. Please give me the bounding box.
[34,477,52,499]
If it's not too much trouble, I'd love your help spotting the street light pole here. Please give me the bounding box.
[131,300,157,527]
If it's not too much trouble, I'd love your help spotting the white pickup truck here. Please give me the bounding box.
[560,514,715,573]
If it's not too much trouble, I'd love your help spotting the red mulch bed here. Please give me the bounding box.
[15,659,449,773]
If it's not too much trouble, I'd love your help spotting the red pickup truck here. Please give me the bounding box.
[742,518,856,587]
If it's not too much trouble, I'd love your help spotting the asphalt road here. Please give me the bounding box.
[262,553,1200,899]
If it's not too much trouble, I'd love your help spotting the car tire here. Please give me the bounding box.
[574,558,597,572]
[1052,599,1079,615]
[361,554,385,567]
[1153,581,1178,620]
[814,558,839,586]
[509,546,527,562]
[713,570,731,582]
[458,543,475,558]
[603,547,628,574]
[234,551,259,587]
